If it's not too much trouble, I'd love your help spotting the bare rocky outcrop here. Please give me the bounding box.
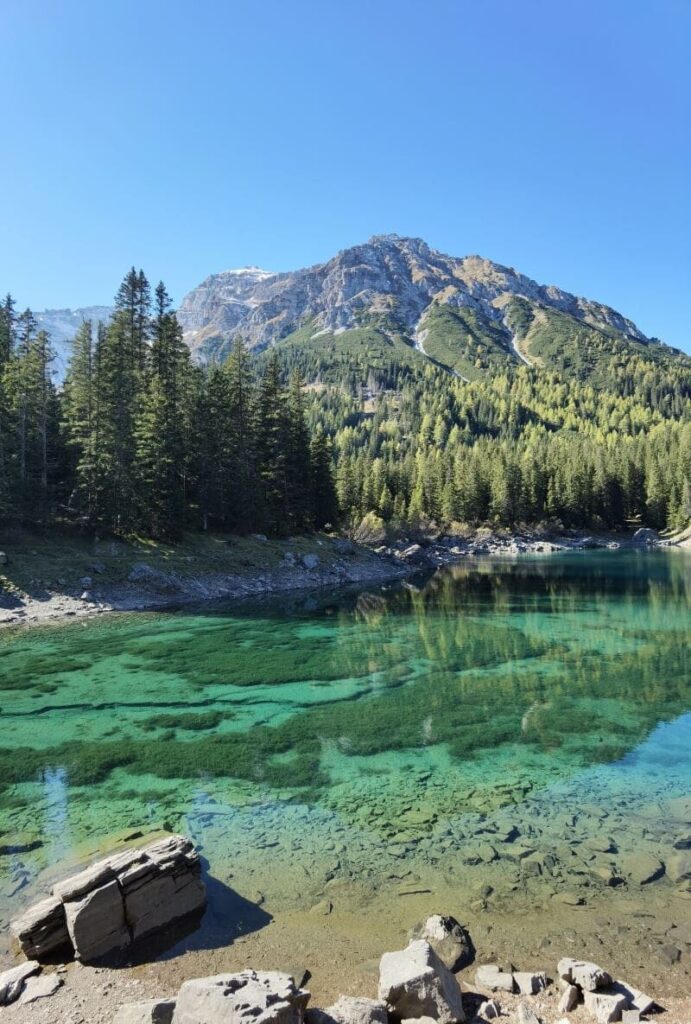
[11,834,205,964]
[176,236,649,363]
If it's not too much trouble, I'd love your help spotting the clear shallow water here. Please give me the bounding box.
[0,551,689,951]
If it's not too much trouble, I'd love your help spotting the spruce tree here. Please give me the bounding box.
[256,352,288,533]
[310,430,338,529]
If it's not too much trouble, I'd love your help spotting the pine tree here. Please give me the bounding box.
[134,284,189,538]
[62,320,97,521]
[285,369,313,530]
[256,353,288,533]
[310,430,338,529]
[224,338,259,531]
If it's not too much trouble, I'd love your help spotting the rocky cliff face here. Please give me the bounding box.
[176,235,648,361]
[35,306,113,382]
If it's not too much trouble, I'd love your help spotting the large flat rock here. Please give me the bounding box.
[172,970,310,1024]
[10,833,206,964]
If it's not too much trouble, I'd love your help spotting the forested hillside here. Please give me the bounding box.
[0,265,689,541]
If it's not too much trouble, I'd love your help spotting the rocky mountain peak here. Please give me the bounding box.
[176,235,650,362]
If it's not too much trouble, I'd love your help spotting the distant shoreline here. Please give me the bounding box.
[0,526,686,631]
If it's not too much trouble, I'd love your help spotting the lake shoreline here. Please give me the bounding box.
[0,527,685,630]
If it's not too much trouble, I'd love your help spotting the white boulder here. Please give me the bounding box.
[583,991,627,1023]
[558,984,579,1013]
[307,996,387,1024]
[409,914,471,969]
[513,972,547,996]
[379,940,465,1023]
[0,960,41,1006]
[475,964,514,993]
[172,970,310,1024]
[114,998,177,1023]
[557,958,611,992]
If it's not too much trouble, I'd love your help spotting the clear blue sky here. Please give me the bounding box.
[2,0,690,350]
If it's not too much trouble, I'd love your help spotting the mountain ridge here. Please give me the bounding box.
[175,234,684,381]
[30,236,689,384]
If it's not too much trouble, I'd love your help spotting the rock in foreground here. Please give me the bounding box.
[409,914,472,970]
[11,834,205,963]
[172,970,310,1024]
[379,939,465,1023]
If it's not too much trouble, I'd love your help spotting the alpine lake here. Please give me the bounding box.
[0,551,689,999]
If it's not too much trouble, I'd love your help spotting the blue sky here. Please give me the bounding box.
[2,0,690,350]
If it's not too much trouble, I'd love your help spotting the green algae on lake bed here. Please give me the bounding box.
[0,551,689,969]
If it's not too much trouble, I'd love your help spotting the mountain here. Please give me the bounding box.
[176,235,685,382]
[35,306,113,381]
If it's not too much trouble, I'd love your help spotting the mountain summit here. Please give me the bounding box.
[175,235,675,380]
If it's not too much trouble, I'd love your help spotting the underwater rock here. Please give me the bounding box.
[172,970,310,1024]
[379,939,465,1023]
[302,554,320,570]
[0,959,40,1005]
[617,852,664,885]
[11,833,205,963]
[114,998,177,1023]
[409,913,472,969]
[667,850,691,883]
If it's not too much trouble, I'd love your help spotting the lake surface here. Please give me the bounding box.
[0,551,689,972]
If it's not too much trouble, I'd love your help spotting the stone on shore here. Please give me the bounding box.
[11,833,206,963]
[609,981,654,1014]
[10,894,70,958]
[514,1005,540,1024]
[172,970,310,1024]
[478,998,500,1019]
[557,958,611,992]
[475,964,514,993]
[0,959,40,1005]
[118,834,206,942]
[558,984,579,1013]
[631,528,658,546]
[513,972,547,996]
[64,877,130,961]
[17,971,63,1004]
[307,996,388,1024]
[583,990,627,1023]
[409,914,472,969]
[114,998,177,1023]
[379,939,465,1023]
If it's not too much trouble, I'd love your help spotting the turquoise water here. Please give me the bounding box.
[0,551,689,948]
